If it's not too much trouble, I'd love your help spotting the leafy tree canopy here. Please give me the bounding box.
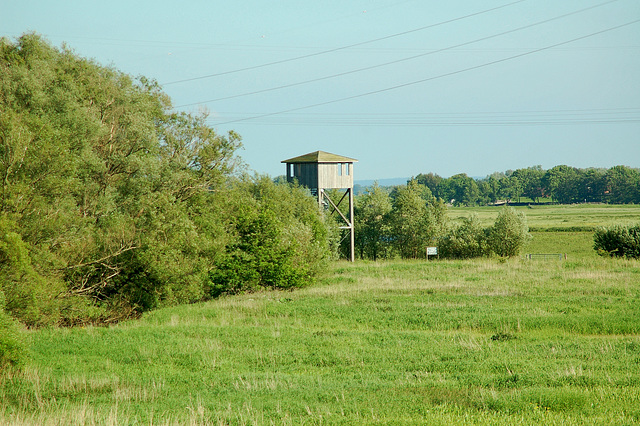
[0,34,331,326]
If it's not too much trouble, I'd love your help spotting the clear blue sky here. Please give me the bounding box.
[2,0,639,180]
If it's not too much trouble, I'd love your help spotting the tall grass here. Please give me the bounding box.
[2,253,639,424]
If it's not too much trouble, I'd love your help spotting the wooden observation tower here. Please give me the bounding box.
[282,151,357,262]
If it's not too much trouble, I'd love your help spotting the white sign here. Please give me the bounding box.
[427,247,438,256]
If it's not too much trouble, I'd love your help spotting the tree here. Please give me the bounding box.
[504,175,523,203]
[389,180,447,258]
[579,168,607,203]
[0,34,331,326]
[512,166,545,202]
[354,182,392,260]
[414,173,444,199]
[543,165,581,204]
[477,172,506,204]
[445,173,480,206]
[488,207,531,257]
[605,166,640,204]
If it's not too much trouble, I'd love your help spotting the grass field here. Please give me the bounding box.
[449,204,640,231]
[2,205,640,425]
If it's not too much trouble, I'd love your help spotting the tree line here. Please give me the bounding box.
[412,164,640,206]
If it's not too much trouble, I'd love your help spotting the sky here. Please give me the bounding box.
[2,0,639,180]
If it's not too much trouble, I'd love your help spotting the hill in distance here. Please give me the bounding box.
[355,177,409,188]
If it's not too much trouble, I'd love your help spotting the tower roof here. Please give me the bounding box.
[282,150,357,164]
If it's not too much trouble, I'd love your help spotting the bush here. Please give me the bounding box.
[439,215,489,259]
[0,220,66,326]
[0,290,28,370]
[209,177,331,296]
[389,181,448,259]
[439,209,530,259]
[488,207,531,257]
[593,224,640,258]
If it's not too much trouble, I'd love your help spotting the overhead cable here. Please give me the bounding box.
[162,0,526,85]
[175,0,620,108]
[208,108,640,127]
[211,19,640,126]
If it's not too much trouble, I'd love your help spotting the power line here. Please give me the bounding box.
[207,108,640,127]
[162,0,526,86]
[175,0,620,108]
[210,19,640,126]
[209,107,640,119]
[221,119,640,127]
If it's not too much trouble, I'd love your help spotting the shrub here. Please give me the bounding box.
[0,290,28,370]
[488,207,531,257]
[389,181,448,259]
[440,209,530,259]
[593,224,640,259]
[0,220,66,326]
[209,177,331,296]
[439,214,489,259]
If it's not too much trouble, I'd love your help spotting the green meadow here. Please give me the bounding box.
[449,203,640,230]
[2,204,640,425]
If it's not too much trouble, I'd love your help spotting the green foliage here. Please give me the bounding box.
[1,33,189,322]
[354,182,392,260]
[389,180,448,259]
[439,214,489,258]
[543,165,581,204]
[1,34,330,326]
[413,172,443,199]
[209,176,331,295]
[411,164,639,207]
[353,180,450,260]
[512,166,545,203]
[593,223,640,259]
[441,173,480,206]
[0,290,27,370]
[488,207,532,257]
[606,166,640,204]
[0,219,66,326]
[439,208,531,259]
[211,206,298,294]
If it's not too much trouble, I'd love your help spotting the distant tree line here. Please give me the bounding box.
[0,34,333,336]
[413,165,640,206]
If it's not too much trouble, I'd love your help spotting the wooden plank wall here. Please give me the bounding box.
[318,163,353,189]
[287,163,354,189]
